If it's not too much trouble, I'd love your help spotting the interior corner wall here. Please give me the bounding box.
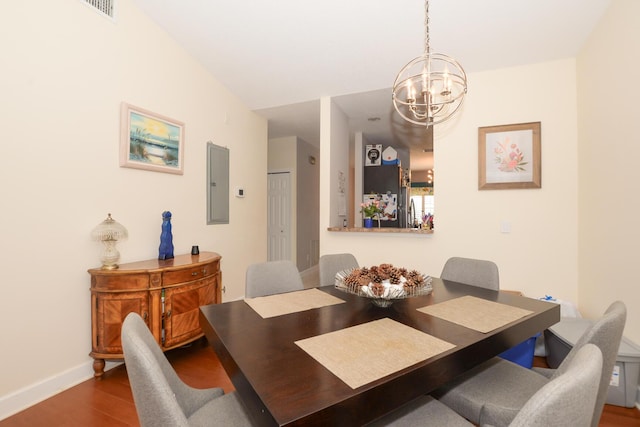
[577,0,640,343]
[0,0,267,416]
[296,139,320,270]
[319,97,350,245]
[353,132,364,227]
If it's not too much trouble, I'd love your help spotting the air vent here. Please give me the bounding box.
[82,0,115,19]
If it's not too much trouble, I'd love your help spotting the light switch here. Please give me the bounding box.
[500,221,511,233]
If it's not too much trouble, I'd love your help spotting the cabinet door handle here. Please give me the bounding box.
[202,269,207,274]
[166,310,172,318]
[191,271,198,276]
[143,312,148,320]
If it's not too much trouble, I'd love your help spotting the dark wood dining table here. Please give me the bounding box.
[199,279,560,427]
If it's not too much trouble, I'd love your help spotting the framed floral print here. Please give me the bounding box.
[478,122,541,190]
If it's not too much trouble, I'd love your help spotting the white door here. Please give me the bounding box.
[267,172,291,261]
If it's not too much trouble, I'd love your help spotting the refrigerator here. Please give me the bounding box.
[363,164,408,228]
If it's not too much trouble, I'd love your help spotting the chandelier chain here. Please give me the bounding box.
[424,0,430,56]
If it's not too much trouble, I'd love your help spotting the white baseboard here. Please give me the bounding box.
[0,360,121,421]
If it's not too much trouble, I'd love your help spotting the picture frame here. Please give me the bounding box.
[120,103,185,174]
[365,144,382,166]
[478,121,541,190]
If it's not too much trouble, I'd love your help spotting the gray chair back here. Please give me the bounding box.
[122,313,215,426]
[508,343,602,427]
[319,253,359,287]
[367,345,602,427]
[245,260,304,298]
[122,313,251,426]
[440,256,500,290]
[551,301,626,427]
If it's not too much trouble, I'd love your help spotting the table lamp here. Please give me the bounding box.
[91,213,128,269]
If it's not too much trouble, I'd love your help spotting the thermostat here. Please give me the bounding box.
[235,187,245,198]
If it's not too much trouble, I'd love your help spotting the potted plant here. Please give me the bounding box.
[360,199,382,228]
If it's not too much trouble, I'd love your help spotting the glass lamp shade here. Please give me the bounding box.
[91,213,128,269]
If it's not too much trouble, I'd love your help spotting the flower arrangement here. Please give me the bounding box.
[360,200,382,218]
[494,137,527,172]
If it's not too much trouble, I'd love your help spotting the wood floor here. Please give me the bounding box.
[1,338,639,426]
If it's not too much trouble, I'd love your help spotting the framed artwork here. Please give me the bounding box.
[120,103,185,174]
[365,144,382,166]
[478,122,541,190]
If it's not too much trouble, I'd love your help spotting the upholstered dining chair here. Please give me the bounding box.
[367,343,602,427]
[121,313,252,427]
[440,256,500,290]
[318,253,359,287]
[245,260,304,298]
[433,301,626,427]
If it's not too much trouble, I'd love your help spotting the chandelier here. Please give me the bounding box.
[392,0,467,127]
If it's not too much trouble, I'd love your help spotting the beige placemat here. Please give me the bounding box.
[295,318,455,389]
[244,288,346,318]
[417,295,533,333]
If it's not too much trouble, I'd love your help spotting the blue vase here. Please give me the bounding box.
[364,217,373,228]
[159,211,174,260]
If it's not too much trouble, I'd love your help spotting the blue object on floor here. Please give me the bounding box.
[499,333,541,368]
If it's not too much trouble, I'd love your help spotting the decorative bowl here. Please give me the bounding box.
[334,266,433,307]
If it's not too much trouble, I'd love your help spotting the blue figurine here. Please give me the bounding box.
[158,211,174,260]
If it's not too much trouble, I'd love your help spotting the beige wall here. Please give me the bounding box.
[323,58,580,303]
[0,0,266,412]
[577,0,640,343]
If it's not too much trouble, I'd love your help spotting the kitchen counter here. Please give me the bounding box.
[327,227,433,234]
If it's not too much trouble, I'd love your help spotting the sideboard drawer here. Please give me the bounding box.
[91,273,150,291]
[163,260,217,285]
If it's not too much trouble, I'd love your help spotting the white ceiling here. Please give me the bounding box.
[130,0,611,162]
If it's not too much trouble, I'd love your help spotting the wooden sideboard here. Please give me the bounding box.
[88,251,222,378]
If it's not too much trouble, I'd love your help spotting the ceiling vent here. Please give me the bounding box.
[82,0,115,19]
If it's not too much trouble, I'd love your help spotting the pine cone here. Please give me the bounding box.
[370,282,385,296]
[411,271,425,286]
[369,272,382,285]
[389,268,402,284]
[357,275,371,287]
[345,273,361,288]
[378,263,393,280]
